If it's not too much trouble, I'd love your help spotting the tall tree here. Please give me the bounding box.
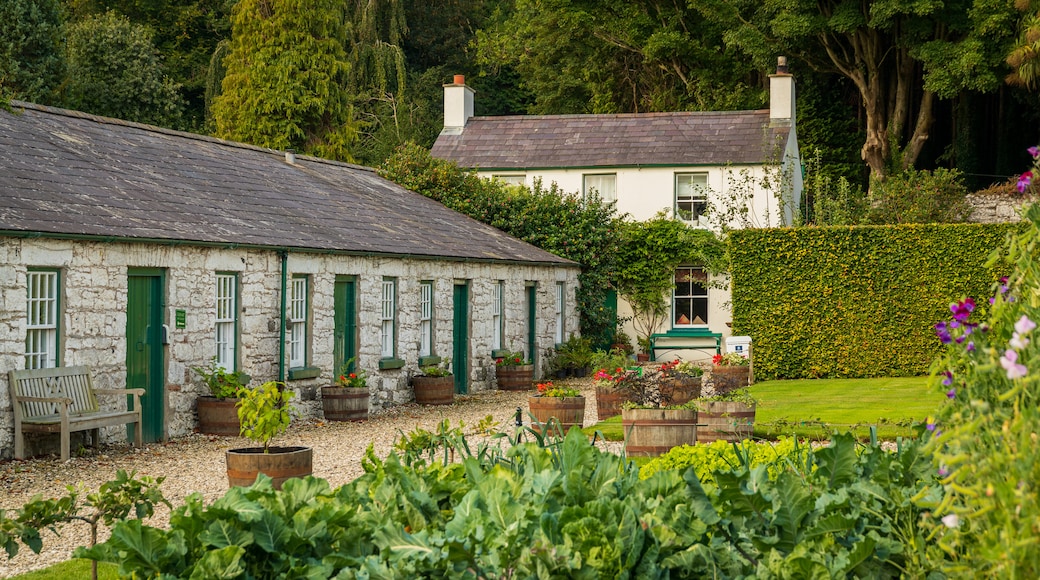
[0,0,65,105]
[708,0,1019,179]
[212,0,356,160]
[63,11,185,126]
[475,0,763,114]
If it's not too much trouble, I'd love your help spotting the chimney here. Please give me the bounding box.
[442,74,474,135]
[769,56,795,126]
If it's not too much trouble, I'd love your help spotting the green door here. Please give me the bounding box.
[333,277,357,373]
[526,284,537,366]
[126,269,165,443]
[452,282,469,394]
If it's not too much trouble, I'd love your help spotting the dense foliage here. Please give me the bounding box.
[380,143,620,344]
[926,198,1040,576]
[729,222,1019,379]
[0,0,65,105]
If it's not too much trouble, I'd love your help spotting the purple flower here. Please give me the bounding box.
[926,416,937,431]
[1029,146,1040,159]
[941,371,953,386]
[938,465,949,477]
[946,388,956,399]
[1018,171,1033,194]
[966,341,975,352]
[950,298,976,323]
[935,321,953,344]
[1001,349,1028,379]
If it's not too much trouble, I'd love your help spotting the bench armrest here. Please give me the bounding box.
[94,388,147,396]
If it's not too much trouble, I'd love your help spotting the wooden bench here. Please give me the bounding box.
[8,365,145,461]
[649,329,723,361]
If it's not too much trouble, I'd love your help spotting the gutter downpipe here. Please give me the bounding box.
[279,249,288,383]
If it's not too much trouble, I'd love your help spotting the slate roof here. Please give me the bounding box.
[0,102,574,266]
[431,110,790,170]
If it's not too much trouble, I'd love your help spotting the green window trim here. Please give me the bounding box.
[379,357,405,370]
[418,355,442,367]
[287,366,321,380]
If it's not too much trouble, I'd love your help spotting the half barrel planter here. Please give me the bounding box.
[665,376,702,405]
[196,396,241,436]
[528,395,585,435]
[621,408,698,457]
[412,375,454,405]
[594,386,632,421]
[711,365,750,394]
[496,364,535,391]
[696,401,756,444]
[226,446,313,490]
[321,386,369,421]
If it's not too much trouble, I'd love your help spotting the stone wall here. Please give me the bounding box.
[966,193,1035,224]
[0,238,578,458]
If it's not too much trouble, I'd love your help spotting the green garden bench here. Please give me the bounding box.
[648,329,723,360]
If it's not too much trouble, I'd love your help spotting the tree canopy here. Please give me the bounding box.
[0,0,65,104]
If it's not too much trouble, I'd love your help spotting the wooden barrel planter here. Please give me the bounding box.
[665,376,702,406]
[711,365,750,394]
[197,396,241,436]
[496,364,535,391]
[528,395,585,434]
[321,386,369,422]
[621,408,698,457]
[412,375,454,405]
[594,386,631,421]
[226,446,313,490]
[696,401,756,444]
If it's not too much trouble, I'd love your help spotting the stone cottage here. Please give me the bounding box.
[0,101,579,458]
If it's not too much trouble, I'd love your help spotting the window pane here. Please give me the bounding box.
[215,274,237,371]
[25,271,58,369]
[492,281,503,350]
[420,282,432,357]
[676,174,708,224]
[583,174,616,203]
[555,282,565,343]
[673,267,708,326]
[381,279,396,358]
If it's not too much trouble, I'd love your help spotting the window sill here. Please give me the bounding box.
[490,349,511,359]
[379,358,405,370]
[418,355,441,367]
[287,366,321,380]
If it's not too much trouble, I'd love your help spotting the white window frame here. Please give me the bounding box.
[26,270,59,369]
[673,266,709,327]
[675,173,709,226]
[289,276,308,368]
[554,282,565,344]
[583,173,617,203]
[215,273,238,372]
[492,174,526,186]
[492,281,505,350]
[381,278,397,359]
[419,281,433,358]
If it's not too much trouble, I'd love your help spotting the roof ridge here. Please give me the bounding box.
[8,100,375,174]
[468,109,768,122]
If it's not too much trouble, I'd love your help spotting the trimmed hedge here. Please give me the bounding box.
[730,223,1020,379]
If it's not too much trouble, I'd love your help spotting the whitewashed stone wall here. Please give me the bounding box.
[966,193,1035,224]
[0,237,578,458]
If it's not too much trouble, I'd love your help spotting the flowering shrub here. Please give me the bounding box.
[535,381,580,398]
[660,359,704,377]
[711,352,749,366]
[924,146,1040,577]
[495,350,529,366]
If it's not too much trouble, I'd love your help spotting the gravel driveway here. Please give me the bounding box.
[0,383,618,577]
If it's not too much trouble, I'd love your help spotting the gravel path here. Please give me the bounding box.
[0,383,619,578]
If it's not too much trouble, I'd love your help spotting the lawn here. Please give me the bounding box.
[584,376,943,442]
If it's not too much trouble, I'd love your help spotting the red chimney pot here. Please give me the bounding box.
[453,74,465,85]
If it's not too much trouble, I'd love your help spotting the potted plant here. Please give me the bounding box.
[618,365,698,457]
[412,358,454,405]
[710,351,751,395]
[193,359,250,436]
[321,358,369,422]
[564,335,595,378]
[609,327,635,357]
[659,359,703,405]
[528,380,585,435]
[495,349,534,391]
[226,381,312,490]
[695,387,757,444]
[590,348,636,420]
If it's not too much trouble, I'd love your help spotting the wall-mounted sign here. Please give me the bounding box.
[175,309,186,329]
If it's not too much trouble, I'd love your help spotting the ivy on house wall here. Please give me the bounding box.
[729,223,1020,379]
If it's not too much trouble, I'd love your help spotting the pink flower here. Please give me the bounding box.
[1029,146,1040,159]
[1001,349,1028,379]
[1014,315,1036,335]
[1018,171,1033,194]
